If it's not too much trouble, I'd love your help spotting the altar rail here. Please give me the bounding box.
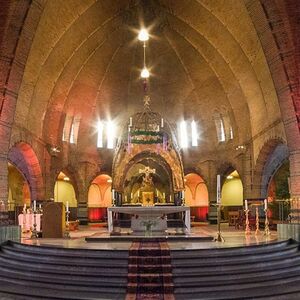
[0,225,21,244]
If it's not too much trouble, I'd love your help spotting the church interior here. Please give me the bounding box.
[0,0,300,299]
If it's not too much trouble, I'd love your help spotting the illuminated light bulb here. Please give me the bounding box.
[141,68,150,78]
[138,29,149,41]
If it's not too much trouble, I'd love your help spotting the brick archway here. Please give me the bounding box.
[8,142,44,201]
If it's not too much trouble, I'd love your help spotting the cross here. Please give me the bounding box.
[139,166,156,176]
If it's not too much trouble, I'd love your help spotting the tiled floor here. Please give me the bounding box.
[21,223,278,250]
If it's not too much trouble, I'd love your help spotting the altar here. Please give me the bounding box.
[107,206,190,234]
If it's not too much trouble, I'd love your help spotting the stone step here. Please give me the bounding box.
[171,243,298,263]
[170,239,296,258]
[6,241,128,259]
[0,275,126,294]
[173,266,300,286]
[0,256,127,276]
[0,266,127,286]
[172,248,299,267]
[0,247,128,267]
[174,275,300,294]
[0,281,124,300]
[172,255,300,274]
[174,276,300,299]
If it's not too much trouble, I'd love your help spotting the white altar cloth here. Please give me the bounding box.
[107,206,190,233]
[18,213,42,231]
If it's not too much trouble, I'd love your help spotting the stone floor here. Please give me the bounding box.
[21,223,278,250]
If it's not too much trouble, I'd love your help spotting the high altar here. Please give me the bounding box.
[107,206,190,234]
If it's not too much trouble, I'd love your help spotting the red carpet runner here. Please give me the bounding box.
[126,239,175,300]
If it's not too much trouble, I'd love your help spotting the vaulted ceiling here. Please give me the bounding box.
[10,0,283,161]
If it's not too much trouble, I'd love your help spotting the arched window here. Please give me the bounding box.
[214,109,234,142]
[214,113,226,142]
[62,114,81,144]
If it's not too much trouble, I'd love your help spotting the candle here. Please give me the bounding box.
[66,201,69,212]
[129,117,132,126]
[264,199,268,210]
[163,192,165,199]
[39,204,42,210]
[170,195,172,202]
[138,190,140,197]
[217,174,221,204]
[125,195,127,202]
[23,203,26,212]
[131,192,133,199]
[182,190,185,199]
[245,199,248,210]
[161,118,164,128]
[111,189,115,199]
[33,200,36,212]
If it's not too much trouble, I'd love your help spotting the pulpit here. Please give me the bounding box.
[42,202,65,238]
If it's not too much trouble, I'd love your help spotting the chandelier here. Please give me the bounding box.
[126,28,175,152]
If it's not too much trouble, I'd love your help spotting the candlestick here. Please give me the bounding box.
[264,198,268,210]
[255,206,260,235]
[31,209,38,239]
[64,209,70,239]
[217,175,221,204]
[244,208,251,235]
[264,208,271,236]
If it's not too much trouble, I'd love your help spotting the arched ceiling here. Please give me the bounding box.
[14,0,282,160]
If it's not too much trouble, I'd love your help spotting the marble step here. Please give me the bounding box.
[0,266,127,286]
[0,275,126,294]
[170,239,296,258]
[0,255,127,276]
[0,281,125,300]
[0,247,128,267]
[171,246,299,266]
[5,241,129,259]
[174,277,300,300]
[173,266,300,286]
[172,255,300,274]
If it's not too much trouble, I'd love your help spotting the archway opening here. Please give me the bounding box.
[267,160,290,221]
[54,171,77,220]
[124,158,171,206]
[7,162,31,217]
[184,173,209,222]
[221,170,243,221]
[88,174,112,222]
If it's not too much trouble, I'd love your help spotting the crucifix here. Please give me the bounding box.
[139,166,156,186]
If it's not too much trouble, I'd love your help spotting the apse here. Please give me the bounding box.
[54,171,77,220]
[221,170,243,207]
[88,174,112,222]
[184,173,209,221]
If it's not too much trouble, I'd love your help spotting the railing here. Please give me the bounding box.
[273,199,300,224]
